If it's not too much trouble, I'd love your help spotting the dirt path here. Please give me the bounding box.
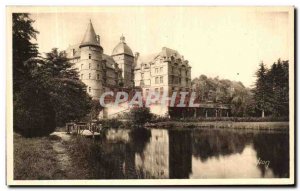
[50,132,73,179]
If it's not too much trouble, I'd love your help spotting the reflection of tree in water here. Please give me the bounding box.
[253,132,289,178]
[192,129,252,161]
[129,128,152,154]
[88,128,151,179]
[169,129,192,179]
[89,128,289,179]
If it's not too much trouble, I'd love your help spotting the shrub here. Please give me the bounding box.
[129,107,153,127]
[14,84,56,137]
[100,119,124,130]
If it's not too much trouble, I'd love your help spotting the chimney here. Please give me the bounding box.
[135,52,140,59]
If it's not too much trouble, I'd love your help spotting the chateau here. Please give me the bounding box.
[66,20,192,112]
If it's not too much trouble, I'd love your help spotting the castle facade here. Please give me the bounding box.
[66,20,192,116]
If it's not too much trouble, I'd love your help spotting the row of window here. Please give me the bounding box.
[81,63,101,70]
[155,76,164,84]
[154,67,163,74]
[171,66,189,76]
[145,87,164,95]
[170,76,190,84]
[153,66,189,76]
[81,73,101,80]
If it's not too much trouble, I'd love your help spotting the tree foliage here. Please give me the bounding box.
[253,60,289,117]
[39,48,93,126]
[13,13,56,137]
[13,14,92,136]
[129,107,153,127]
[192,75,254,117]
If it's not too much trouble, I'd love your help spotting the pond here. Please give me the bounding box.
[90,127,289,179]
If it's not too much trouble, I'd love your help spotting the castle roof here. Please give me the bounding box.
[80,20,100,48]
[112,35,134,57]
[159,47,181,59]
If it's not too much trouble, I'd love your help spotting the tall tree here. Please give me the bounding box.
[253,62,271,117]
[13,13,56,137]
[13,14,93,136]
[13,13,39,91]
[38,48,93,126]
[265,59,289,117]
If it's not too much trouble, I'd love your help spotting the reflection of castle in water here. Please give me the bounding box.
[135,129,192,179]
[99,128,289,179]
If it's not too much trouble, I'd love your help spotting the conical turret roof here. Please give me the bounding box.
[80,20,100,48]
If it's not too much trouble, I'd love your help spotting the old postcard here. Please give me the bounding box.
[6,6,294,186]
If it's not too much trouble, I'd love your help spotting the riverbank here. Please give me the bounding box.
[146,121,289,131]
[14,133,64,179]
[13,133,78,180]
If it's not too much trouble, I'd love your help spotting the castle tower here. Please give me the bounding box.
[112,35,134,87]
[79,20,103,99]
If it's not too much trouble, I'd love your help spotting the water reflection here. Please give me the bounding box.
[99,127,289,179]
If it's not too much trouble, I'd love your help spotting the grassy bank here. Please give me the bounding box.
[146,121,289,131]
[151,116,289,123]
[14,133,64,180]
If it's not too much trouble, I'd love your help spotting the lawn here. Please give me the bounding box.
[13,133,64,180]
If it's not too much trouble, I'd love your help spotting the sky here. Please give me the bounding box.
[29,7,292,87]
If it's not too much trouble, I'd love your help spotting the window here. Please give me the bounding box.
[89,87,91,92]
[89,73,91,79]
[155,68,158,73]
[155,77,159,84]
[89,54,91,59]
[89,63,91,69]
[81,64,83,70]
[141,73,144,79]
[81,74,83,79]
[155,88,159,93]
[160,76,163,83]
[160,87,164,95]
[72,49,75,56]
[97,74,100,80]
[97,64,100,69]
[160,67,163,73]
